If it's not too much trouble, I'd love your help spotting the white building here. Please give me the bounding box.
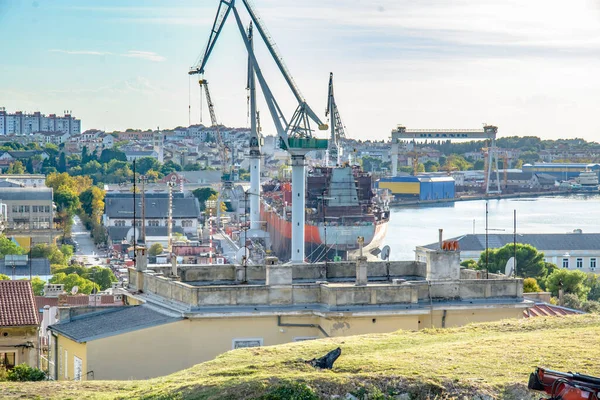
[417,232,600,274]
[0,108,81,135]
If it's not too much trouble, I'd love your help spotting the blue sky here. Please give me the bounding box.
[1,0,600,141]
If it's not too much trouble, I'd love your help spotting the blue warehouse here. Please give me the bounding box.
[377,176,455,200]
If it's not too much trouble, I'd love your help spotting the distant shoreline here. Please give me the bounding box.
[388,190,582,207]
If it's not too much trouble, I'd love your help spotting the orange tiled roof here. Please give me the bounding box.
[524,303,583,318]
[0,281,39,327]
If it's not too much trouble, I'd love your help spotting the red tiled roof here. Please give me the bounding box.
[523,303,583,318]
[0,281,39,327]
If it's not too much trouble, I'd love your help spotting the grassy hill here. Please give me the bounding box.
[3,314,600,399]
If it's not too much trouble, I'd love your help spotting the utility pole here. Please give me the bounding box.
[513,209,517,277]
[132,159,137,268]
[138,175,148,243]
[485,201,489,279]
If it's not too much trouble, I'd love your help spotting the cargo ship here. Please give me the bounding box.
[261,165,390,261]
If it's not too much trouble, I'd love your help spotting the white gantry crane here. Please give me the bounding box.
[391,125,501,194]
[189,0,328,263]
[325,72,347,167]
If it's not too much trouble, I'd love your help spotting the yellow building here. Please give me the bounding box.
[0,281,39,370]
[46,246,529,381]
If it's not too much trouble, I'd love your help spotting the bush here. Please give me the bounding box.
[582,300,600,313]
[0,365,7,381]
[562,293,582,310]
[6,364,46,381]
[523,278,542,293]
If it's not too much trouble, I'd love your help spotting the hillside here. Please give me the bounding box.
[2,314,600,399]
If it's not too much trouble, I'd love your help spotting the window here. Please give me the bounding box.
[115,220,126,227]
[0,352,16,369]
[148,220,160,227]
[24,205,29,212]
[562,258,569,268]
[232,338,263,349]
[11,205,18,213]
[45,206,51,213]
[74,356,82,381]
[19,205,25,213]
[32,206,38,212]
[293,337,318,342]
[591,258,597,270]
[182,220,193,228]
[577,258,583,269]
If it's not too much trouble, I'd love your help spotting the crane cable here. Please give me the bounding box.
[188,75,192,126]
[199,81,204,124]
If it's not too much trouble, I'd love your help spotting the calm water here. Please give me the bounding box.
[382,194,600,261]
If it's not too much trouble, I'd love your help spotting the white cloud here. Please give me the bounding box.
[48,49,166,62]
[122,51,166,62]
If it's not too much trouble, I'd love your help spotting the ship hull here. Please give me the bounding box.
[261,205,388,261]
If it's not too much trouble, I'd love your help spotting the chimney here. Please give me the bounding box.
[438,228,443,249]
[171,253,178,277]
[135,245,148,272]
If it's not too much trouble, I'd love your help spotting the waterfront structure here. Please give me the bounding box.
[377,175,455,200]
[0,187,56,247]
[0,109,80,135]
[45,243,527,380]
[0,280,39,370]
[522,163,600,180]
[418,232,600,273]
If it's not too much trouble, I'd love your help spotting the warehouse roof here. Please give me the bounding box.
[107,226,185,241]
[0,258,50,277]
[49,306,181,343]
[421,233,600,252]
[105,197,200,218]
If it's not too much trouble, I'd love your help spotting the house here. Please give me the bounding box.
[0,174,46,188]
[124,150,159,162]
[0,280,40,370]
[48,305,182,380]
[103,192,201,237]
[0,151,49,168]
[417,232,600,273]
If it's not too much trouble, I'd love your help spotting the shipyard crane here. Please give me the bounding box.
[189,0,328,263]
[392,125,501,194]
[325,72,347,167]
[198,79,236,228]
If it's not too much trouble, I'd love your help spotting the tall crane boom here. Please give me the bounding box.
[199,79,230,179]
[325,72,346,166]
[189,1,233,76]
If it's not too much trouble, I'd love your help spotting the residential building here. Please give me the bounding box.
[159,171,222,186]
[103,192,201,239]
[0,187,56,247]
[0,108,80,135]
[417,232,600,273]
[0,280,39,370]
[0,150,49,171]
[124,150,159,162]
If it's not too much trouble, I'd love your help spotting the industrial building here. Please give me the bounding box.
[377,175,455,200]
[522,163,600,180]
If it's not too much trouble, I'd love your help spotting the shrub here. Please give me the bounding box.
[523,278,542,293]
[562,293,582,310]
[6,364,46,381]
[582,300,600,314]
[0,365,7,381]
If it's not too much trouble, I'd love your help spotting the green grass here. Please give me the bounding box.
[2,314,600,399]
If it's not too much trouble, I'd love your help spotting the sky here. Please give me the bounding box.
[1,0,600,141]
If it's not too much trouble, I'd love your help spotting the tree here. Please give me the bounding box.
[478,243,548,279]
[79,186,106,224]
[0,274,10,280]
[160,160,182,175]
[50,272,97,294]
[0,236,25,256]
[25,158,34,174]
[58,152,67,173]
[19,277,46,295]
[523,278,542,293]
[545,269,590,301]
[184,162,202,171]
[584,273,600,302]
[99,148,127,164]
[87,266,118,290]
[424,160,439,172]
[7,161,26,174]
[82,146,89,164]
[135,157,160,175]
[31,244,72,266]
[149,243,164,257]
[192,188,217,211]
[460,259,478,270]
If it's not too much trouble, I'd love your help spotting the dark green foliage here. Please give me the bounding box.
[100,148,127,163]
[192,188,217,211]
[6,364,46,381]
[478,243,548,279]
[546,269,590,301]
[259,381,318,400]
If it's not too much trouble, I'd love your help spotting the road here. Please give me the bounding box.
[71,216,105,266]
